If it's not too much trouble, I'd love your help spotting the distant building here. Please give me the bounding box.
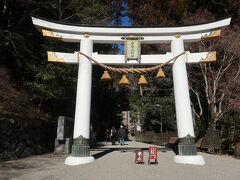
[121,111,136,140]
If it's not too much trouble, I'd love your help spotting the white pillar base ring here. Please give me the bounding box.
[174,155,205,165]
[65,156,95,166]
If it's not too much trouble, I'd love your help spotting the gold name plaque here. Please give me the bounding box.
[122,35,143,63]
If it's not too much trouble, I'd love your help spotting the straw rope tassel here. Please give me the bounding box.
[138,75,148,85]
[119,74,130,85]
[156,68,165,78]
[101,70,111,81]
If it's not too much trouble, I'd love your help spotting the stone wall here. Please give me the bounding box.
[0,115,56,162]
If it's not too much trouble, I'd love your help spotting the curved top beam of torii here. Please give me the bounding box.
[32,16,231,43]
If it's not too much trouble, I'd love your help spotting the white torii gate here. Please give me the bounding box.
[32,17,231,166]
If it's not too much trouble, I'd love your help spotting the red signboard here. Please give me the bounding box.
[135,150,144,164]
[148,147,158,164]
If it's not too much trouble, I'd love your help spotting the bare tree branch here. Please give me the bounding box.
[190,85,203,117]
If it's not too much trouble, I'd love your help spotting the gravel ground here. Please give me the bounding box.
[0,141,240,180]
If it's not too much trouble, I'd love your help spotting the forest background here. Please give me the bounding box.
[0,0,239,161]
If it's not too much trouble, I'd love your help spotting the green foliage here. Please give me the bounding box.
[125,0,240,26]
[0,0,112,117]
[129,70,177,132]
[33,0,110,24]
[25,64,77,102]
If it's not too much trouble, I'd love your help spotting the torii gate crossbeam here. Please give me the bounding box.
[32,17,231,166]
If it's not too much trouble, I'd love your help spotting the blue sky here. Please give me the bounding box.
[116,16,132,54]
[110,2,132,54]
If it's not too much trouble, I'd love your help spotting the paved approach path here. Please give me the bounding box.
[0,141,240,180]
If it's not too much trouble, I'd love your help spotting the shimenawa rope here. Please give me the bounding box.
[76,51,186,74]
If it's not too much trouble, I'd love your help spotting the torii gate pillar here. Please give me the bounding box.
[65,37,95,165]
[171,36,205,165]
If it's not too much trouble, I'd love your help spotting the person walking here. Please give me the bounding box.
[118,125,126,146]
[105,129,110,141]
[110,127,116,145]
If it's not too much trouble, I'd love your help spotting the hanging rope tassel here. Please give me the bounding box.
[138,75,148,85]
[119,74,130,85]
[100,70,111,81]
[156,68,165,78]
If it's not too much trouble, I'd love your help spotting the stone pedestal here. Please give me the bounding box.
[64,138,73,154]
[54,139,65,155]
[56,116,73,140]
[65,156,94,166]
[71,136,90,157]
[178,134,197,156]
[174,134,205,165]
[65,136,94,166]
[54,116,73,155]
[174,155,205,165]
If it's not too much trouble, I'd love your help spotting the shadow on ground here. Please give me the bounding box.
[92,145,176,159]
[0,154,65,179]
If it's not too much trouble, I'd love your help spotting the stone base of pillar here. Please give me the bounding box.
[71,144,90,157]
[71,135,90,157]
[178,134,197,155]
[65,156,94,166]
[174,155,205,165]
[64,135,94,165]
